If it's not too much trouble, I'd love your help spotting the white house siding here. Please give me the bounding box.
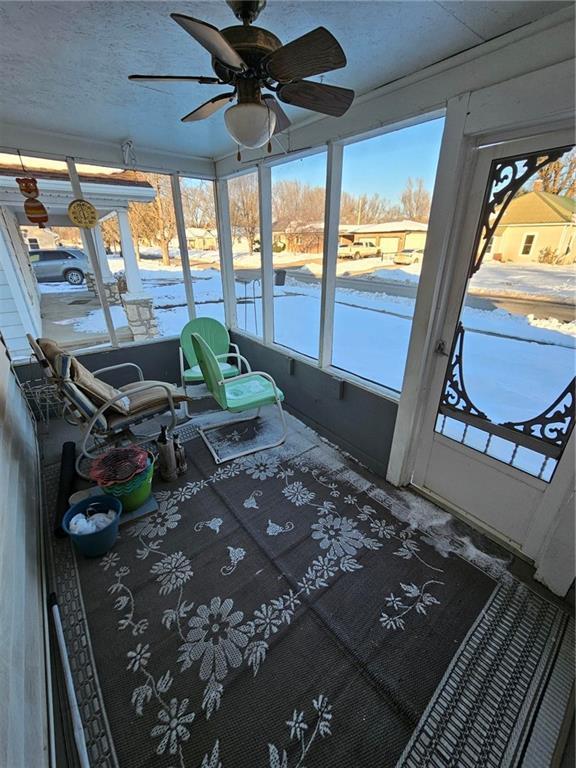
[0,206,41,357]
[0,344,49,767]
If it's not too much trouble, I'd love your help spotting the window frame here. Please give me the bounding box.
[520,232,536,256]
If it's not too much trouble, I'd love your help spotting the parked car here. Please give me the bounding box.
[338,239,382,260]
[393,248,424,265]
[28,248,89,285]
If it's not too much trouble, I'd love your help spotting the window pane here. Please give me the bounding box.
[180,177,224,324]
[271,153,326,357]
[118,172,184,340]
[228,172,262,336]
[0,152,117,353]
[331,117,445,390]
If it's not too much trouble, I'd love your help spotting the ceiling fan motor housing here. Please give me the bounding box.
[215,25,282,80]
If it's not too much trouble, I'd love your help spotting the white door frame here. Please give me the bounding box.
[407,126,574,592]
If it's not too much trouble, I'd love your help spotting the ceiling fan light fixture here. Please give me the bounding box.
[224,102,276,149]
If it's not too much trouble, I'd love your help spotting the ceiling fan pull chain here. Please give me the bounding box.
[237,145,242,162]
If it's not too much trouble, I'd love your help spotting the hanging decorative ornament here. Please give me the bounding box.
[68,198,98,229]
[15,176,49,228]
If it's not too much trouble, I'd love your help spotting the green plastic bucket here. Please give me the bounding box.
[102,453,155,513]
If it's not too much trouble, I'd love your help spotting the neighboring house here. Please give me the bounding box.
[489,188,575,263]
[20,225,59,251]
[184,227,218,250]
[340,220,428,256]
[271,218,428,255]
[271,219,324,254]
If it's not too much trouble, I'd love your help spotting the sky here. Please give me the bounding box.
[271,117,445,203]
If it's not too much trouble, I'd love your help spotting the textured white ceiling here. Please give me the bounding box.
[0,0,569,160]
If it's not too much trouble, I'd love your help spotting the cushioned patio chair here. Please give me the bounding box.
[179,317,251,417]
[190,332,287,464]
[27,335,188,478]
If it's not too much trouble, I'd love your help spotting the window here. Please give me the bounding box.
[521,233,536,256]
[271,152,327,358]
[116,171,185,340]
[228,172,262,336]
[330,117,445,391]
[0,152,116,351]
[179,177,224,324]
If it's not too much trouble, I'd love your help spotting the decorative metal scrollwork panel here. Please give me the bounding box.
[439,323,575,460]
[471,145,572,276]
[440,322,487,418]
[502,379,575,456]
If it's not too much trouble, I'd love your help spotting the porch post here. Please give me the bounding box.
[92,225,115,282]
[170,174,196,320]
[318,141,343,367]
[258,163,274,345]
[66,157,118,346]
[116,207,144,294]
[214,178,237,329]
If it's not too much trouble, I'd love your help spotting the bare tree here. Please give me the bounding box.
[536,149,576,197]
[100,217,121,252]
[339,191,398,224]
[401,177,431,222]
[229,173,259,254]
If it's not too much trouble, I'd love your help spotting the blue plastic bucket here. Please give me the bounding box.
[62,496,122,557]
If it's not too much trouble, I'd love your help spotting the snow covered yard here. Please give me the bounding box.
[39,253,574,425]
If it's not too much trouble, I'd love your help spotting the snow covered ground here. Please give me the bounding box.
[39,254,575,425]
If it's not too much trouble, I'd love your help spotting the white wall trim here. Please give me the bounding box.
[258,164,274,345]
[318,142,343,368]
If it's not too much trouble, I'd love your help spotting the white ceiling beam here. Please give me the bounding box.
[0,124,216,179]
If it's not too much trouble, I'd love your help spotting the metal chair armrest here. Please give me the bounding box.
[215,352,252,373]
[92,362,145,382]
[224,370,279,390]
[81,382,177,458]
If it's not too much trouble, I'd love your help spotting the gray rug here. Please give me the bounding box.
[43,418,574,768]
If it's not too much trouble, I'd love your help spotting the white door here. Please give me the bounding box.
[412,128,575,556]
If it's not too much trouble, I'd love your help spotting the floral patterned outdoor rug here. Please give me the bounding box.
[45,421,574,768]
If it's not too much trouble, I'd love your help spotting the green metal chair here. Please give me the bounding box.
[179,317,250,416]
[190,332,287,464]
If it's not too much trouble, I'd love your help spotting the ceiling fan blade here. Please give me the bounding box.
[263,27,346,83]
[262,95,291,134]
[171,13,246,71]
[277,81,354,117]
[181,92,235,122]
[129,74,221,84]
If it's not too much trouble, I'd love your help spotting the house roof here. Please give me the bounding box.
[345,220,428,234]
[499,191,576,226]
[0,164,153,189]
[272,219,428,235]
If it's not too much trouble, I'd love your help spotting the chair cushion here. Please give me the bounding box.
[37,337,66,367]
[224,375,284,413]
[53,353,108,432]
[71,358,130,415]
[120,381,188,414]
[38,337,130,415]
[183,362,239,383]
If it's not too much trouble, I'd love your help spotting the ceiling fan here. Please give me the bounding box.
[129,0,355,151]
